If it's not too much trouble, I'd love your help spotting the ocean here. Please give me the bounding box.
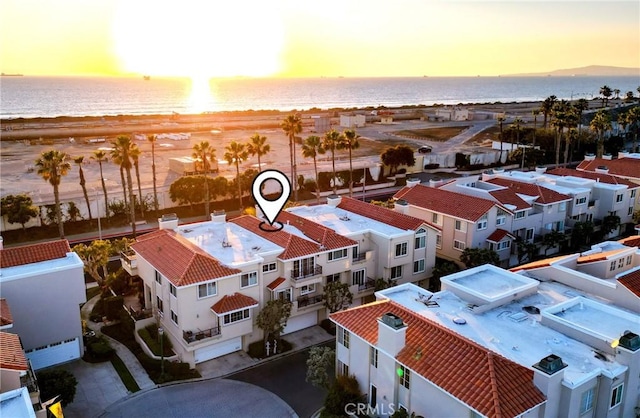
[1,75,638,119]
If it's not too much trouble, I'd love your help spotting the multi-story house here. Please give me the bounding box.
[331,264,640,418]
[0,240,86,370]
[288,196,439,298]
[577,153,640,185]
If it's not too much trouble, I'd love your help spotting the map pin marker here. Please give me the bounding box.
[252,170,291,229]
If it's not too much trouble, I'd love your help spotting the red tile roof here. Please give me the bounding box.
[337,197,440,231]
[211,293,259,314]
[0,332,28,371]
[0,299,13,327]
[488,188,531,210]
[486,178,571,204]
[577,157,640,180]
[619,235,640,248]
[131,230,240,286]
[618,269,640,298]
[510,255,572,272]
[394,184,503,222]
[486,229,514,243]
[231,215,324,260]
[0,240,70,268]
[577,249,627,264]
[547,167,639,188]
[277,211,358,249]
[267,277,286,290]
[331,300,546,417]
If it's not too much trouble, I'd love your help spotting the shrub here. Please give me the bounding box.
[137,325,173,356]
[37,369,78,407]
[84,337,115,362]
[104,296,124,320]
[248,339,292,359]
[323,374,363,417]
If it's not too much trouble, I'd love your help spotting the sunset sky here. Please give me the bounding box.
[1,0,638,78]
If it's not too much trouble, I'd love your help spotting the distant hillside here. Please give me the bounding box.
[507,65,640,77]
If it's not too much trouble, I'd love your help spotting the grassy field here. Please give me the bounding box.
[391,126,470,142]
[110,354,141,393]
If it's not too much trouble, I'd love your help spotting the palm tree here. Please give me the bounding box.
[192,141,216,217]
[147,134,159,214]
[613,89,620,100]
[551,100,570,167]
[110,146,129,211]
[509,117,524,168]
[599,85,612,108]
[531,109,540,150]
[73,156,92,220]
[301,135,325,203]
[617,112,629,139]
[496,115,505,163]
[91,150,109,219]
[625,107,640,152]
[564,128,578,166]
[338,129,360,197]
[590,110,612,158]
[247,133,270,171]
[541,95,557,129]
[224,140,249,209]
[130,144,144,218]
[322,129,343,193]
[35,150,71,238]
[281,114,302,201]
[112,135,137,237]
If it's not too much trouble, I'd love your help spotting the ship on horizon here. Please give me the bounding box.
[1,73,24,77]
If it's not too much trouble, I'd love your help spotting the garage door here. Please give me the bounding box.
[26,338,81,370]
[194,336,242,364]
[283,311,317,335]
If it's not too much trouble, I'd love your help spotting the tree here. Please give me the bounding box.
[224,140,249,209]
[541,95,557,129]
[602,215,621,236]
[147,134,159,215]
[130,144,144,218]
[73,240,111,286]
[306,346,335,390]
[73,156,92,220]
[37,369,78,407]
[66,201,82,222]
[338,129,360,197]
[551,100,571,167]
[599,85,612,107]
[515,237,538,263]
[111,135,137,237]
[322,129,343,193]
[247,133,270,171]
[374,277,397,291]
[460,247,500,268]
[625,106,640,152]
[281,114,302,201]
[256,299,292,345]
[192,140,216,217]
[35,149,71,238]
[542,230,564,255]
[323,374,363,417]
[497,114,506,162]
[624,91,635,103]
[323,281,353,313]
[91,149,110,219]
[380,145,415,175]
[570,221,594,250]
[589,109,612,158]
[302,135,325,203]
[0,194,39,230]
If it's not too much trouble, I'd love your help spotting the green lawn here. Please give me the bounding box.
[110,354,140,393]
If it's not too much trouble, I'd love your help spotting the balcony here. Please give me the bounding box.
[352,252,367,263]
[297,294,324,309]
[182,326,221,344]
[358,278,377,292]
[120,249,138,276]
[20,366,39,394]
[290,265,323,280]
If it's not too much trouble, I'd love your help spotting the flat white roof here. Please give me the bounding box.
[442,265,539,302]
[289,204,411,238]
[540,182,591,196]
[176,221,283,267]
[377,281,631,387]
[0,252,83,281]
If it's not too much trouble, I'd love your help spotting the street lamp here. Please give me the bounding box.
[158,326,164,379]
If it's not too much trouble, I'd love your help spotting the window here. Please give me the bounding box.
[496,215,506,226]
[525,228,535,242]
[338,327,350,348]
[338,361,349,376]
[171,310,178,325]
[413,259,425,273]
[399,365,410,389]
[415,235,426,249]
[629,207,634,216]
[170,284,177,297]
[580,387,595,414]
[352,246,359,260]
[241,271,258,288]
[326,273,340,283]
[559,202,567,212]
[618,258,624,268]
[352,269,365,286]
[262,263,277,273]
[454,240,466,251]
[514,210,526,219]
[293,257,316,277]
[328,248,348,261]
[156,296,163,313]
[223,309,250,325]
[631,189,637,198]
[395,242,408,257]
[610,261,617,271]
[610,384,623,408]
[155,271,162,284]
[436,235,442,249]
[615,194,623,203]
[627,255,633,265]
[497,241,511,251]
[300,284,316,295]
[198,282,217,298]
[576,197,587,205]
[477,214,488,230]
[276,288,292,302]
[370,346,378,368]
[432,213,439,224]
[455,220,463,231]
[391,266,403,280]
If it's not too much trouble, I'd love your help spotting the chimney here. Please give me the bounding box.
[429,177,444,188]
[595,166,609,174]
[602,154,613,160]
[584,154,596,161]
[327,194,342,207]
[406,178,421,188]
[0,236,3,250]
[618,151,630,159]
[394,199,408,215]
[532,354,567,418]
[619,332,640,351]
[158,213,179,230]
[211,210,226,223]
[535,166,547,174]
[377,313,407,357]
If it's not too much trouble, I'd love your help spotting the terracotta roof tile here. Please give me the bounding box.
[0,299,13,327]
[0,240,70,268]
[488,188,531,210]
[211,293,259,314]
[486,229,514,243]
[230,216,323,260]
[487,178,571,204]
[618,269,640,298]
[577,157,640,180]
[277,211,358,249]
[131,229,240,286]
[393,184,501,222]
[619,236,640,248]
[577,249,627,264]
[0,332,28,371]
[547,167,639,187]
[267,277,286,290]
[337,197,440,231]
[330,301,546,417]
[510,255,572,272]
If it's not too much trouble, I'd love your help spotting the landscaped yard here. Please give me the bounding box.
[392,125,470,142]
